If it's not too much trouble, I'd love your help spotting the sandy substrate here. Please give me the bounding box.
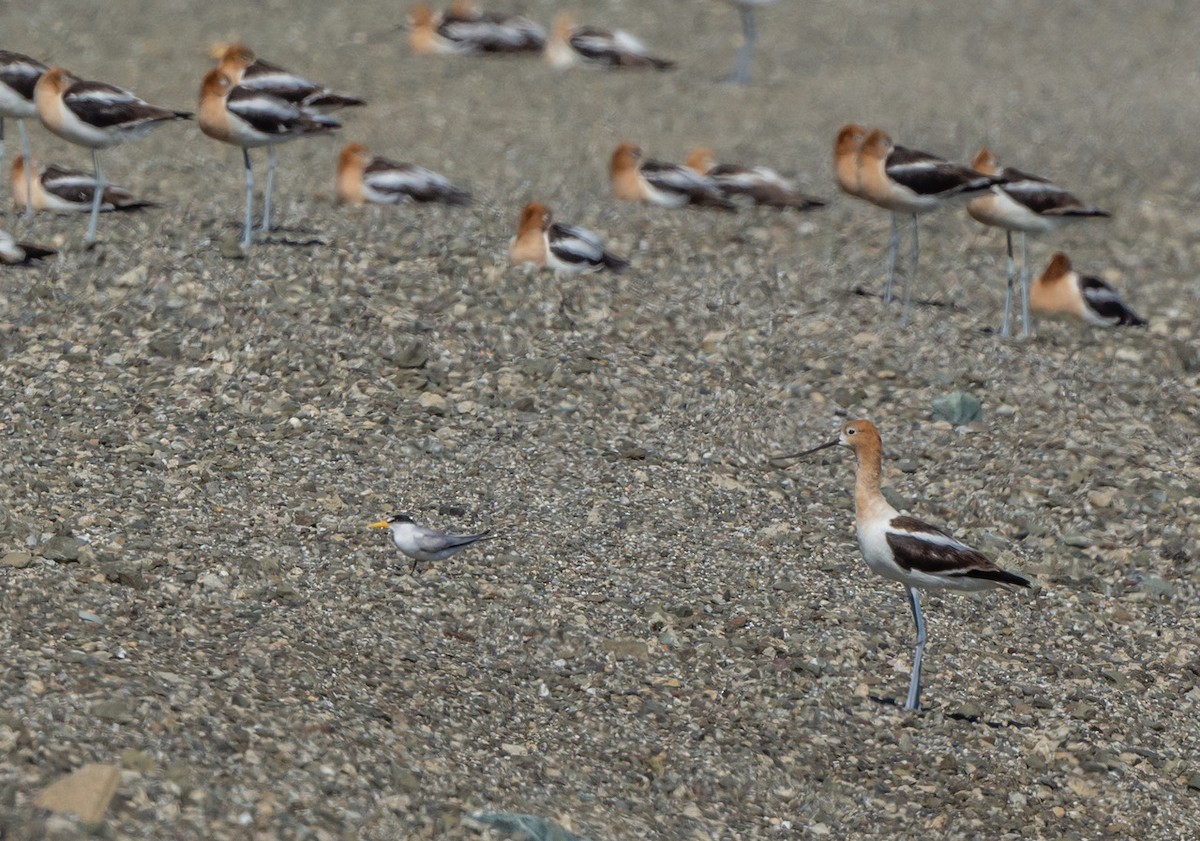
[1,0,1198,838]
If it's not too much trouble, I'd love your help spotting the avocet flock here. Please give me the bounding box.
[2,2,1159,711]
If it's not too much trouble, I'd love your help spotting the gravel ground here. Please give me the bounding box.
[2,1,1199,839]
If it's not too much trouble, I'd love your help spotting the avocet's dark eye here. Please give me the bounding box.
[846,427,856,435]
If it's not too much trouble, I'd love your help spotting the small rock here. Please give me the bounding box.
[120,749,156,773]
[197,572,228,591]
[103,562,148,591]
[931,392,983,425]
[1,551,32,568]
[35,764,121,823]
[38,535,93,563]
[602,639,649,661]
[881,487,910,512]
[217,235,247,260]
[417,392,448,414]
[390,341,428,369]
[1172,339,1200,373]
[1132,573,1174,598]
[91,701,134,725]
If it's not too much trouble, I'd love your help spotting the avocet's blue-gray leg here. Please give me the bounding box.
[18,119,33,220]
[0,118,5,205]
[904,584,926,711]
[241,148,255,249]
[1000,230,1015,338]
[1019,232,1030,338]
[899,213,918,327]
[262,145,277,232]
[883,212,899,304]
[85,149,104,246]
[725,6,758,85]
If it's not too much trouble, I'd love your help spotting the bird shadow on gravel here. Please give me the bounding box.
[850,286,958,310]
[868,695,1037,730]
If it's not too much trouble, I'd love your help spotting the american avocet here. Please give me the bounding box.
[407,5,473,55]
[369,513,494,574]
[1030,252,1145,328]
[411,2,544,55]
[11,155,154,214]
[215,43,366,112]
[216,43,364,234]
[610,142,736,211]
[546,12,675,70]
[967,148,1111,339]
[509,201,630,277]
[199,68,339,249]
[336,141,471,207]
[0,228,55,265]
[0,50,48,220]
[685,146,825,211]
[437,0,547,52]
[781,419,1031,712]
[857,129,997,323]
[722,0,776,84]
[34,66,189,246]
[833,123,868,199]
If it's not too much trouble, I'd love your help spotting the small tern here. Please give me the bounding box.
[369,513,494,573]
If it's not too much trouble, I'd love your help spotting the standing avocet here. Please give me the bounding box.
[34,66,189,246]
[0,50,48,220]
[779,419,1032,711]
[198,68,339,249]
[967,148,1110,338]
[856,129,996,323]
[215,43,364,234]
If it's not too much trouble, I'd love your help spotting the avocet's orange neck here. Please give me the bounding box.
[685,147,715,174]
[336,145,368,205]
[855,130,894,206]
[610,143,644,201]
[834,124,865,196]
[218,44,256,78]
[971,147,999,176]
[853,441,884,517]
[841,421,888,520]
[1030,253,1084,319]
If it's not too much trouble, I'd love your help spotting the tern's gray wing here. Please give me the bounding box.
[415,526,491,557]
